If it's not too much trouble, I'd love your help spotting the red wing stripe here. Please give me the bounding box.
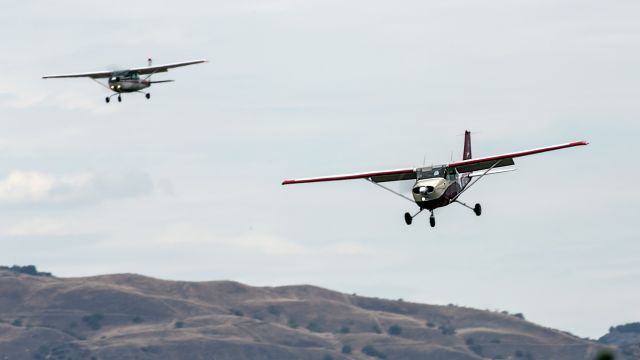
[448,140,588,168]
[282,168,415,185]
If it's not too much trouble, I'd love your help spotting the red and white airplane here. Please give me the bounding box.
[282,131,588,227]
[43,58,207,103]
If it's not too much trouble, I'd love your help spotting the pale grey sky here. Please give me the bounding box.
[1,0,639,339]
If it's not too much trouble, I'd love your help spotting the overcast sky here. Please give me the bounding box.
[1,0,638,339]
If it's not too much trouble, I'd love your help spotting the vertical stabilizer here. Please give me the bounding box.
[463,130,472,160]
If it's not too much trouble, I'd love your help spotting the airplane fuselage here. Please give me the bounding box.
[411,166,471,210]
[107,71,150,93]
[108,77,150,93]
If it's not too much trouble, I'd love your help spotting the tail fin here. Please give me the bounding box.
[463,130,472,160]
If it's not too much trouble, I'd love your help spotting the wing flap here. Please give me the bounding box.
[454,158,515,173]
[468,167,516,177]
[282,168,415,185]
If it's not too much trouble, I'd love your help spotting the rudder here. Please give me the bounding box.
[463,130,472,160]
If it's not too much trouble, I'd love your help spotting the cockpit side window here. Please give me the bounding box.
[446,167,457,181]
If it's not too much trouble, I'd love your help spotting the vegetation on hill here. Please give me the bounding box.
[610,323,640,334]
[0,265,52,277]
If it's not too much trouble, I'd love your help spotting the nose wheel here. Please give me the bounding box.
[146,93,150,99]
[117,95,122,102]
[429,213,436,227]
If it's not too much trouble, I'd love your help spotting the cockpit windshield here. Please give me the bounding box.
[110,71,139,81]
[417,166,447,179]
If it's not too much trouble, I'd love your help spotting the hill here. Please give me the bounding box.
[0,268,624,360]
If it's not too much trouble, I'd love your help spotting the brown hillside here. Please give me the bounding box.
[0,270,622,360]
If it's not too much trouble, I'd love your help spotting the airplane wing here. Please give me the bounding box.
[448,140,588,173]
[130,59,207,75]
[42,59,207,79]
[282,168,416,185]
[42,70,114,79]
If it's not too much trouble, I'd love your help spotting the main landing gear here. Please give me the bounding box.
[455,200,482,216]
[105,94,122,103]
[404,209,436,227]
[105,93,150,103]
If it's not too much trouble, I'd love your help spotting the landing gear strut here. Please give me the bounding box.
[106,93,120,104]
[454,200,482,217]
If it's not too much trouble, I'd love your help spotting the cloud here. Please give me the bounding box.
[0,170,152,207]
[152,223,309,256]
[4,217,73,237]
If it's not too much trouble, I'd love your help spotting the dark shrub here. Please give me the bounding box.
[362,345,387,359]
[388,325,402,336]
[267,305,281,316]
[82,313,104,330]
[174,321,185,328]
[439,324,456,335]
[342,345,352,354]
[307,321,322,332]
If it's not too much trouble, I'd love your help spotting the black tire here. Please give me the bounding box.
[474,203,482,216]
[118,95,122,102]
[105,97,110,103]
[146,93,150,99]
[429,216,435,227]
[404,212,412,225]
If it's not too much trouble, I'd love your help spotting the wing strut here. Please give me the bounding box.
[452,159,502,202]
[91,78,110,90]
[365,178,415,203]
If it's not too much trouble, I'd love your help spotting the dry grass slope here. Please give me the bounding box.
[0,270,624,360]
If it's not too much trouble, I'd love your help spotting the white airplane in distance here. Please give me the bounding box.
[43,58,207,103]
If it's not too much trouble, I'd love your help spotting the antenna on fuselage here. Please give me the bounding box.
[148,58,152,67]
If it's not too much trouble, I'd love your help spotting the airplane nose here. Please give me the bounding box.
[413,186,435,194]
